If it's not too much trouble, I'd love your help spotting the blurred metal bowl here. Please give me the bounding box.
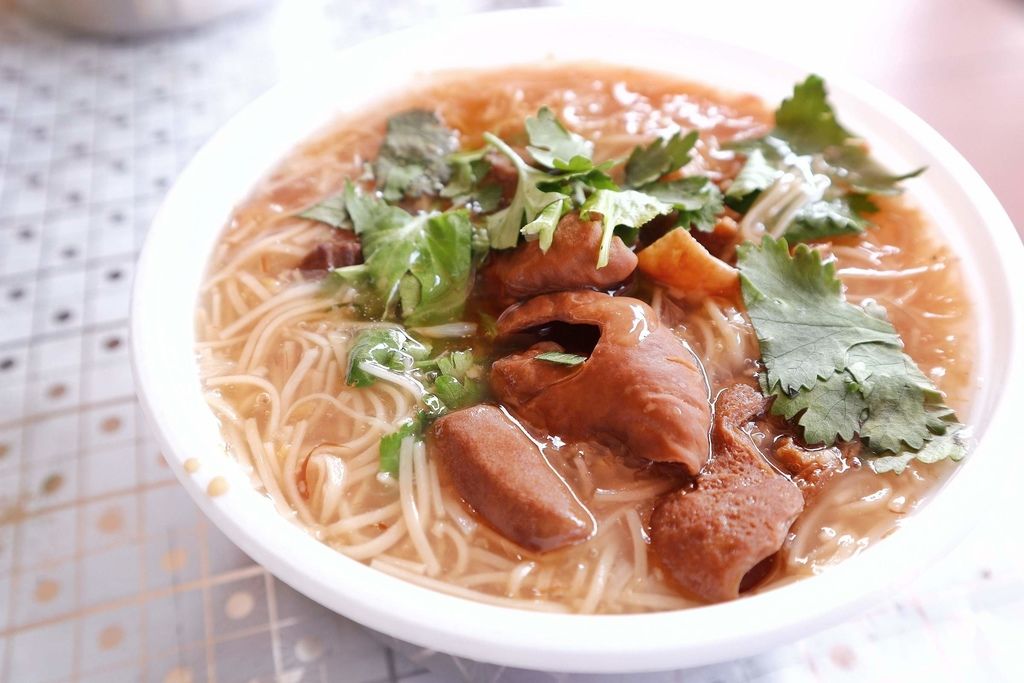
[15,0,270,37]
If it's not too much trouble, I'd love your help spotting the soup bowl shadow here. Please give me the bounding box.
[130,8,1024,673]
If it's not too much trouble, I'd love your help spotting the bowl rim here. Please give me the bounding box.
[131,7,1024,673]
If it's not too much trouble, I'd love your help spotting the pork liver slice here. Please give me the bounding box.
[429,404,594,553]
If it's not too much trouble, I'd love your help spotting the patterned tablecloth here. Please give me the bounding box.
[0,1,1021,682]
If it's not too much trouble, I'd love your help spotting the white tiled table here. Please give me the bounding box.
[0,1,1021,682]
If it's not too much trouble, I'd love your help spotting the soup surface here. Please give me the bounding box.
[196,65,975,613]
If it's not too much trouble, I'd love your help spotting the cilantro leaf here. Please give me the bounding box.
[335,182,475,324]
[784,195,870,243]
[347,330,485,411]
[432,375,478,410]
[419,349,486,412]
[374,110,458,201]
[344,329,488,475]
[623,131,721,232]
[482,133,568,249]
[772,76,925,194]
[724,148,779,213]
[739,236,964,465]
[535,351,586,366]
[441,149,504,213]
[432,349,477,381]
[520,197,568,251]
[379,419,419,475]
[346,327,429,388]
[581,189,673,268]
[773,75,849,154]
[535,163,618,203]
[737,235,897,393]
[624,130,698,187]
[481,108,683,261]
[846,342,955,453]
[441,148,490,205]
[726,76,923,243]
[870,428,967,475]
[299,194,348,228]
[770,370,866,445]
[643,176,724,232]
[837,157,925,196]
[525,106,594,170]
[375,348,484,475]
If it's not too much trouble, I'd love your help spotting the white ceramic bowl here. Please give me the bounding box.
[131,8,1024,673]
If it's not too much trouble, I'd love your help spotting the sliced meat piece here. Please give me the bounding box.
[637,226,739,300]
[650,384,804,602]
[429,404,594,553]
[483,213,638,308]
[298,229,362,276]
[774,436,846,502]
[492,290,711,473]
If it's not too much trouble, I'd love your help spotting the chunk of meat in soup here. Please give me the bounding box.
[482,213,638,308]
[774,436,847,501]
[492,290,711,473]
[650,384,804,602]
[429,404,595,553]
[298,229,362,276]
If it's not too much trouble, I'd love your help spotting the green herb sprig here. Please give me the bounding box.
[737,236,964,471]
